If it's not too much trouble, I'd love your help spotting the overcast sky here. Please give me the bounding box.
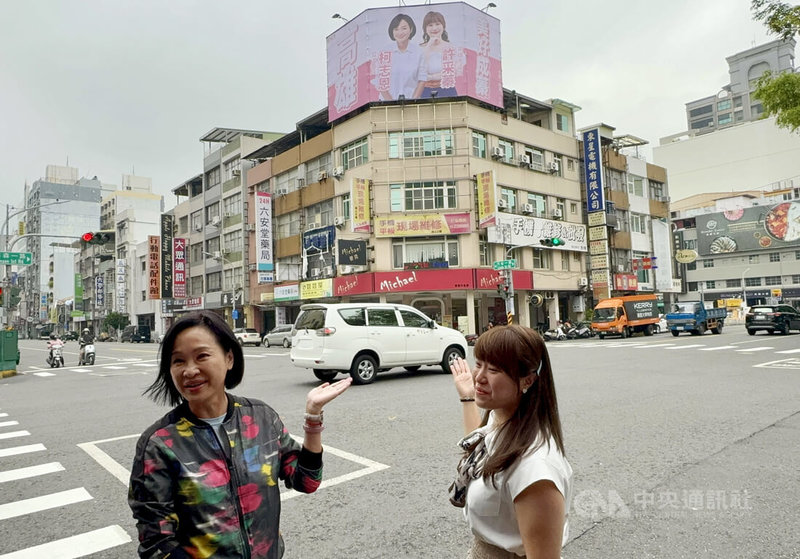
[0,0,774,212]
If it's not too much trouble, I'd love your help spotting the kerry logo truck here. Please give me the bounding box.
[591,294,660,339]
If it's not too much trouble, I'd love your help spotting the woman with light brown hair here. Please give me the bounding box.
[450,325,572,558]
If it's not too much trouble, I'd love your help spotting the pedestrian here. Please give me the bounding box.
[449,325,572,558]
[128,310,351,558]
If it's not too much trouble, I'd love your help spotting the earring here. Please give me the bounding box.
[522,387,528,394]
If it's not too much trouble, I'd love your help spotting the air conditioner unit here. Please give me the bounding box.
[548,162,559,173]
[521,203,535,215]
[578,277,589,287]
[307,221,320,229]
[323,266,333,276]
[223,211,232,218]
[193,223,203,232]
[276,188,288,196]
[317,170,328,181]
[231,169,241,177]
[518,154,531,166]
[211,215,221,226]
[529,162,544,172]
[332,166,344,178]
[497,199,509,211]
[491,146,505,159]
[551,208,563,219]
[333,216,346,227]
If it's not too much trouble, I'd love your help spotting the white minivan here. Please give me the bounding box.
[290,303,467,384]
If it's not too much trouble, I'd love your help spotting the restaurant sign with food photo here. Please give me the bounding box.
[696,202,800,256]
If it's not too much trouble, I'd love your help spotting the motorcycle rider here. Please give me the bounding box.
[79,328,94,364]
[47,333,64,363]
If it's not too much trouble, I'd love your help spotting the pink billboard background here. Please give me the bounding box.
[326,2,503,122]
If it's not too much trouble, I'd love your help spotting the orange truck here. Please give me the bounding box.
[591,294,660,339]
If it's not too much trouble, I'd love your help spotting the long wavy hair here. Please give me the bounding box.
[472,325,565,481]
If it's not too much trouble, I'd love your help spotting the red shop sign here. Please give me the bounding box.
[475,269,534,290]
[333,273,374,297]
[374,269,474,293]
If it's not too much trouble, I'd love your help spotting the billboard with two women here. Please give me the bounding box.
[326,2,503,121]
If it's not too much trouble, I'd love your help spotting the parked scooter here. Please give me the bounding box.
[46,337,65,368]
[543,323,568,341]
[567,321,594,339]
[79,341,96,366]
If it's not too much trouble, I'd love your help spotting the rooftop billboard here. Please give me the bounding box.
[696,201,800,256]
[326,2,503,121]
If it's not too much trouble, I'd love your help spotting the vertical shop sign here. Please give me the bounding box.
[255,192,274,273]
[160,214,174,298]
[148,235,161,300]
[351,178,371,233]
[173,238,187,298]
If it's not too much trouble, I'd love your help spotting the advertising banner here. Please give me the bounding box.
[696,201,800,256]
[147,235,161,300]
[582,128,605,214]
[375,212,471,237]
[476,170,497,228]
[74,273,83,301]
[614,274,639,291]
[255,192,274,273]
[95,275,104,308]
[274,283,300,302]
[351,178,371,233]
[374,268,473,293]
[173,238,187,298]
[160,214,174,298]
[338,239,368,266]
[116,258,126,313]
[334,273,375,297]
[487,213,588,252]
[326,2,503,121]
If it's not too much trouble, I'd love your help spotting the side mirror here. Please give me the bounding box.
[428,320,436,329]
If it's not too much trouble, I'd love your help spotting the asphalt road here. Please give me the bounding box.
[1,330,799,558]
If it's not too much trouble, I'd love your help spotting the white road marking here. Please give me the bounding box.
[0,413,7,418]
[0,421,19,428]
[0,431,30,440]
[101,365,127,370]
[0,462,65,483]
[736,346,774,352]
[0,444,46,458]
[71,368,92,373]
[666,344,706,349]
[33,372,56,377]
[634,343,676,348]
[754,358,800,370]
[699,346,737,351]
[78,434,141,485]
[775,349,800,354]
[0,487,92,521]
[133,362,158,367]
[0,524,131,558]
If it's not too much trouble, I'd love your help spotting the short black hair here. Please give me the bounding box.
[388,13,416,41]
[145,310,244,407]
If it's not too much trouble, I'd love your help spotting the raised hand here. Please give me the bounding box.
[306,377,352,414]
[450,357,475,400]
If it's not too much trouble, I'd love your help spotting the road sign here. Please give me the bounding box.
[493,259,517,270]
[0,252,32,266]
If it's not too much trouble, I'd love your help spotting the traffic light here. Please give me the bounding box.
[496,276,511,299]
[0,286,3,306]
[81,231,113,245]
[539,237,565,247]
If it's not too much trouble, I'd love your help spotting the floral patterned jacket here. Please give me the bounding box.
[129,394,322,558]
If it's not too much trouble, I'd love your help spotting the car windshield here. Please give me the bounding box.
[672,302,700,313]
[594,308,616,321]
[244,329,257,334]
[753,307,774,313]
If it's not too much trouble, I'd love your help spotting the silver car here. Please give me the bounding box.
[262,325,293,348]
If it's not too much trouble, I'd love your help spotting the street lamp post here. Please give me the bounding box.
[741,267,750,308]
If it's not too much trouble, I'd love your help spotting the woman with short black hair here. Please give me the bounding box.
[129,310,351,558]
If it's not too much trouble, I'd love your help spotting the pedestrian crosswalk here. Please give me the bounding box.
[546,339,800,359]
[0,408,132,557]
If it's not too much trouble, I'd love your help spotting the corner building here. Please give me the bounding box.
[245,91,587,335]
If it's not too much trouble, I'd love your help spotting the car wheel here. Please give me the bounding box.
[671,330,680,337]
[314,369,338,382]
[712,324,723,334]
[441,346,464,375]
[644,325,654,336]
[621,327,628,339]
[598,333,605,340]
[350,354,377,385]
[283,338,290,348]
[262,338,270,348]
[781,322,789,335]
[747,328,756,336]
[404,366,421,372]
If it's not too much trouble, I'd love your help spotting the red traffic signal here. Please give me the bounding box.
[81,232,95,242]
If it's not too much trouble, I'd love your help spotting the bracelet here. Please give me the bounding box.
[460,397,475,402]
[303,422,325,434]
[304,411,323,424]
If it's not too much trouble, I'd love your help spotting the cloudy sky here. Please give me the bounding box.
[0,0,775,211]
